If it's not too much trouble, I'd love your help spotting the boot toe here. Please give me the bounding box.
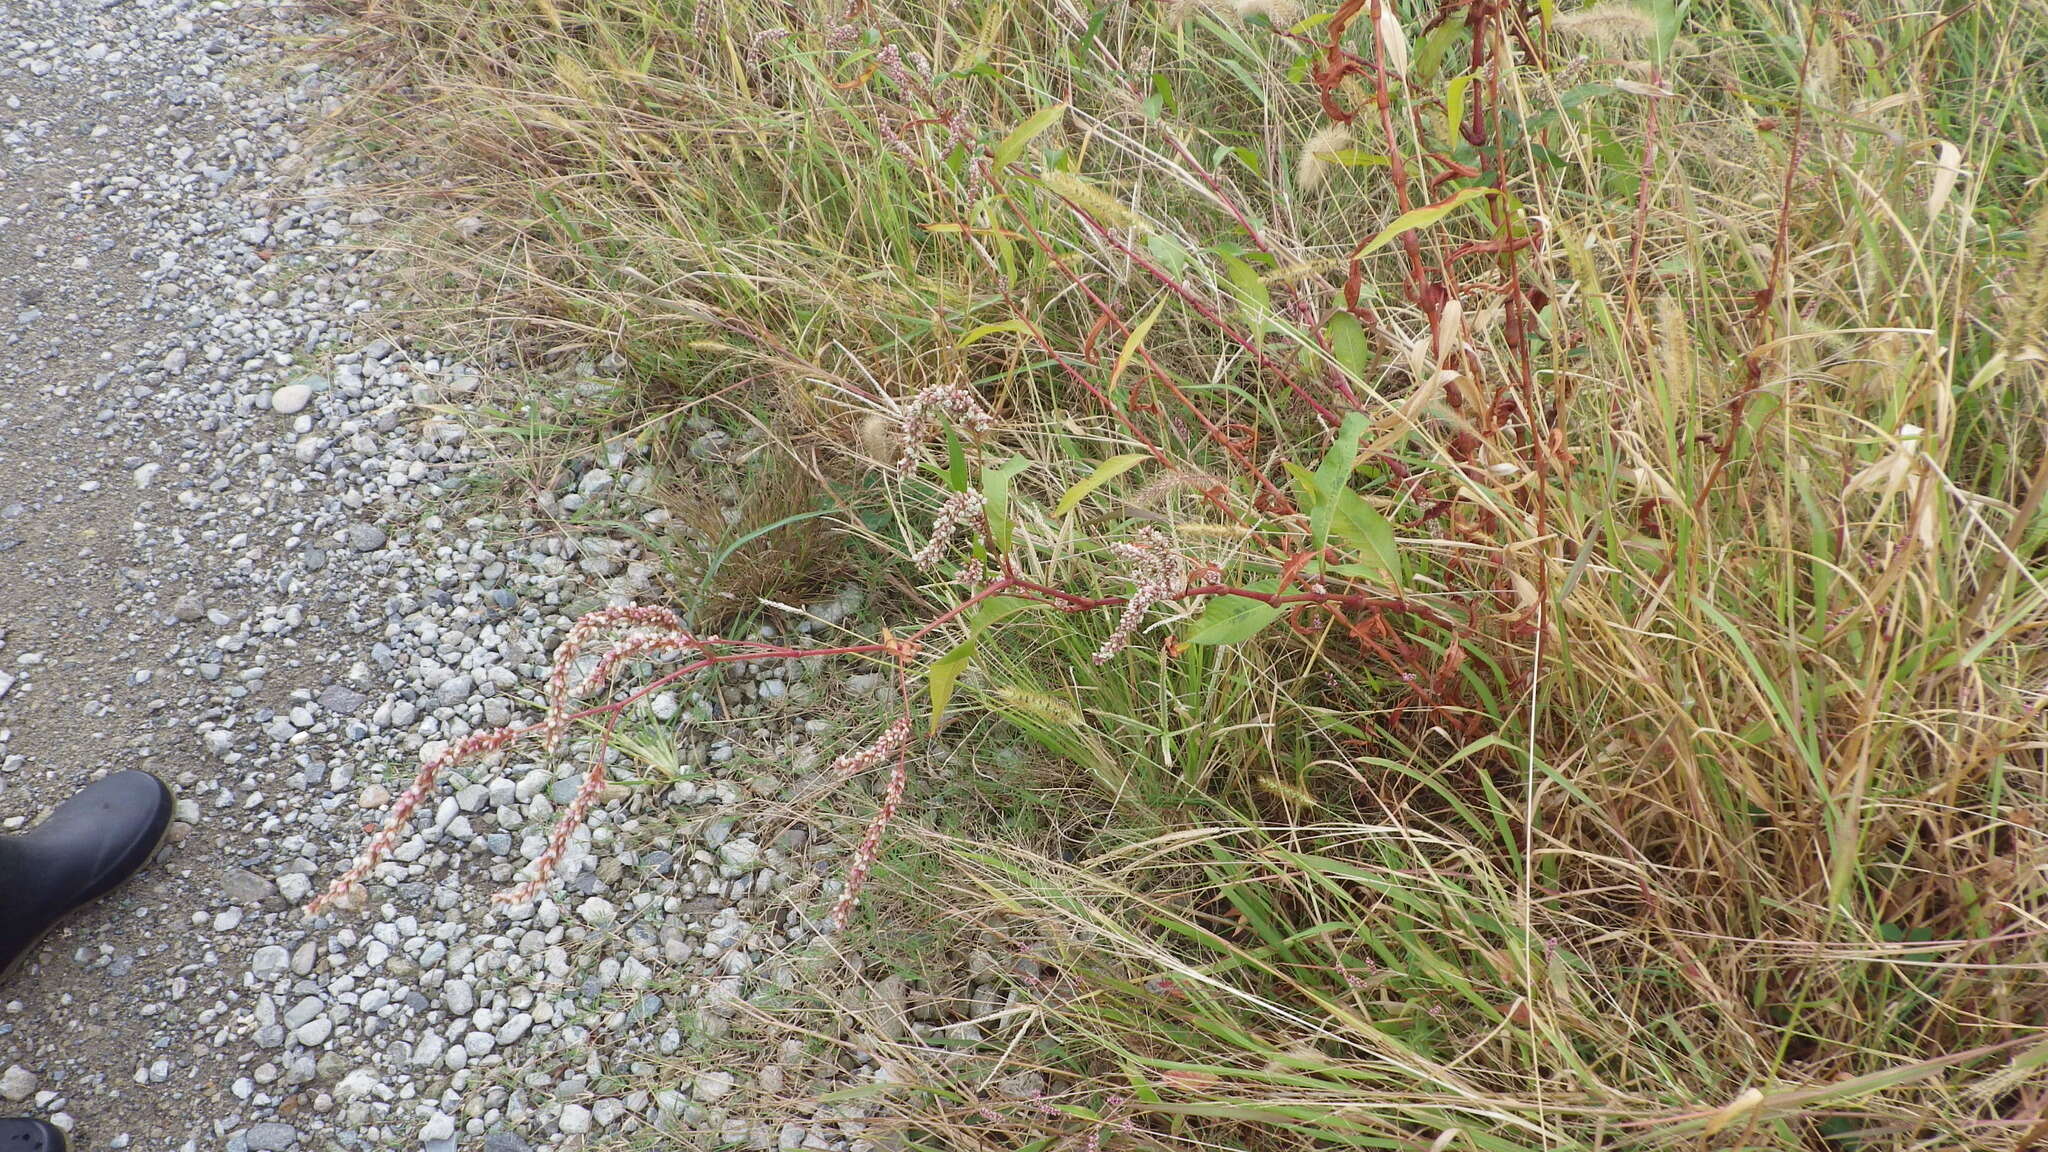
[0,1117,65,1151]
[0,771,174,981]
[60,770,175,901]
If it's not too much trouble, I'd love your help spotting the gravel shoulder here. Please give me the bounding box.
[1,2,885,1150]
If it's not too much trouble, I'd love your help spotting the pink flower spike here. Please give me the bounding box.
[827,714,913,776]
[911,489,988,571]
[1093,527,1188,663]
[830,721,912,929]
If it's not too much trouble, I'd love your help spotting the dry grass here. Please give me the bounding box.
[658,450,861,630]
[323,0,2048,1147]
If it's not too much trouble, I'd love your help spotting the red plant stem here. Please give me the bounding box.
[1621,62,1665,317]
[989,573,1451,628]
[1355,0,1428,292]
[373,576,1440,796]
[1691,19,1818,520]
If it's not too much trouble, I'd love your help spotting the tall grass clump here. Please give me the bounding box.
[330,0,2048,1147]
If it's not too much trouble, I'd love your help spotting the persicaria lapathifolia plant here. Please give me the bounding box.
[310,457,1448,923]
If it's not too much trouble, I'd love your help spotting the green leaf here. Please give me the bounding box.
[1149,73,1175,118]
[1309,412,1371,549]
[926,639,975,733]
[1411,20,1465,79]
[1648,0,1683,67]
[1356,187,1495,258]
[967,595,1035,639]
[981,455,1031,552]
[1145,233,1191,278]
[1315,411,1372,494]
[993,103,1066,173]
[1185,596,1285,645]
[1110,298,1170,392]
[1446,73,1475,138]
[1282,460,1318,505]
[1220,255,1272,327]
[956,319,1031,347]
[1326,312,1371,381]
[1329,489,1402,583]
[1326,148,1390,169]
[1053,453,1149,516]
[945,427,968,492]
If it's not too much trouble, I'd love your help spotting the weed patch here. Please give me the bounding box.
[328,0,2048,1146]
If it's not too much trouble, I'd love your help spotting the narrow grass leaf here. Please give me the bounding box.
[1110,297,1171,393]
[957,318,1033,347]
[1356,187,1494,258]
[993,103,1066,173]
[1055,453,1150,516]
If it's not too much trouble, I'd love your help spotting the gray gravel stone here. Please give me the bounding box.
[269,382,312,414]
[0,1066,36,1103]
[0,1,863,1141]
[243,1122,299,1151]
[317,683,368,714]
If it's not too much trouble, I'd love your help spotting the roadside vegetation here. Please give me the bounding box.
[333,0,2048,1147]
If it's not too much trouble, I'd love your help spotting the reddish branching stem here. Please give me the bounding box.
[308,554,1439,924]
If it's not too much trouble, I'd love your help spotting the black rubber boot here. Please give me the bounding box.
[0,1118,64,1151]
[0,770,173,981]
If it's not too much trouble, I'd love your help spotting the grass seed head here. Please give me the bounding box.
[1551,2,1656,52]
[1295,124,1354,193]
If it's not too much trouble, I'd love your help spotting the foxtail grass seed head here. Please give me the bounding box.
[857,413,896,462]
[1038,170,1140,231]
[1295,124,1354,192]
[1550,2,1656,51]
[2016,201,2048,360]
[1161,0,1214,26]
[1232,0,1302,29]
[1653,296,1693,396]
[991,685,1083,727]
[1135,468,1226,506]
